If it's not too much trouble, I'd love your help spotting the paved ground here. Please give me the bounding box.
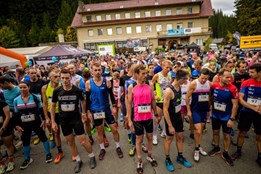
[7,121,261,174]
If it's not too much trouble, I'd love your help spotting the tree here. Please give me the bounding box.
[56,0,75,30]
[235,0,261,35]
[39,12,55,43]
[65,26,77,42]
[0,26,21,48]
[28,18,40,46]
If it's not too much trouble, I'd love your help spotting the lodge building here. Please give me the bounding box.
[71,0,213,53]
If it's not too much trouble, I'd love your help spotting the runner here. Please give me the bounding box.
[86,63,123,161]
[51,69,96,173]
[75,69,94,145]
[208,69,238,166]
[127,64,158,174]
[13,81,52,170]
[231,63,261,167]
[151,60,172,144]
[164,69,192,172]
[41,70,64,164]
[186,68,210,162]
[0,100,15,173]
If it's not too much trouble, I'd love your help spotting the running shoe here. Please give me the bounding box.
[146,156,158,167]
[129,146,136,156]
[46,153,53,163]
[91,127,96,135]
[160,131,166,138]
[5,162,15,172]
[128,133,132,144]
[33,137,40,145]
[49,133,54,141]
[0,164,5,174]
[208,146,221,157]
[142,144,148,153]
[104,123,111,132]
[165,158,175,172]
[104,137,109,148]
[194,150,200,162]
[153,135,158,145]
[221,152,234,166]
[176,156,191,168]
[89,156,96,169]
[99,149,106,160]
[136,161,143,174]
[74,161,83,173]
[199,147,208,156]
[20,158,33,170]
[116,147,124,158]
[231,151,241,161]
[54,152,64,164]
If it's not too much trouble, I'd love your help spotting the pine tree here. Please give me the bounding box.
[0,26,21,48]
[28,17,40,46]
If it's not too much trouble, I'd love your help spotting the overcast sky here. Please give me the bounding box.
[211,0,236,16]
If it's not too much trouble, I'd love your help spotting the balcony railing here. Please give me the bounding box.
[157,27,212,36]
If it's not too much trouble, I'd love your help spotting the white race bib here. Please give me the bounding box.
[61,104,75,112]
[198,95,209,102]
[21,114,35,122]
[0,116,3,123]
[247,97,261,106]
[138,104,151,113]
[175,105,181,113]
[214,102,226,112]
[93,112,105,120]
[48,98,52,104]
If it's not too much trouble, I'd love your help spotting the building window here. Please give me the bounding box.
[116,27,122,35]
[115,14,121,20]
[86,16,92,22]
[196,38,203,46]
[135,12,141,18]
[125,13,131,19]
[84,43,96,50]
[106,15,111,20]
[145,11,151,17]
[176,8,183,15]
[166,24,172,31]
[107,28,112,35]
[188,22,193,28]
[155,10,161,16]
[177,22,183,29]
[126,27,132,34]
[188,7,193,14]
[156,25,162,32]
[145,25,152,32]
[136,26,142,33]
[96,15,101,21]
[88,29,94,36]
[98,29,103,36]
[166,9,172,16]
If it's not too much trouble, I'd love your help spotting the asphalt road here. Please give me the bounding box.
[7,120,261,174]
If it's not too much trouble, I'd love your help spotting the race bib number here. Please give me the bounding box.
[198,95,209,102]
[21,114,35,122]
[48,98,52,104]
[138,104,151,113]
[175,105,181,113]
[0,116,3,123]
[61,104,75,112]
[214,102,226,112]
[93,112,105,120]
[247,97,261,106]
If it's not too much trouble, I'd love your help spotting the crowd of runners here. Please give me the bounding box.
[0,49,260,173]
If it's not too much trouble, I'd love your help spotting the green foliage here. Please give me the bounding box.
[65,27,77,42]
[209,10,237,41]
[154,47,165,54]
[235,0,261,35]
[0,26,21,48]
[204,38,213,51]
